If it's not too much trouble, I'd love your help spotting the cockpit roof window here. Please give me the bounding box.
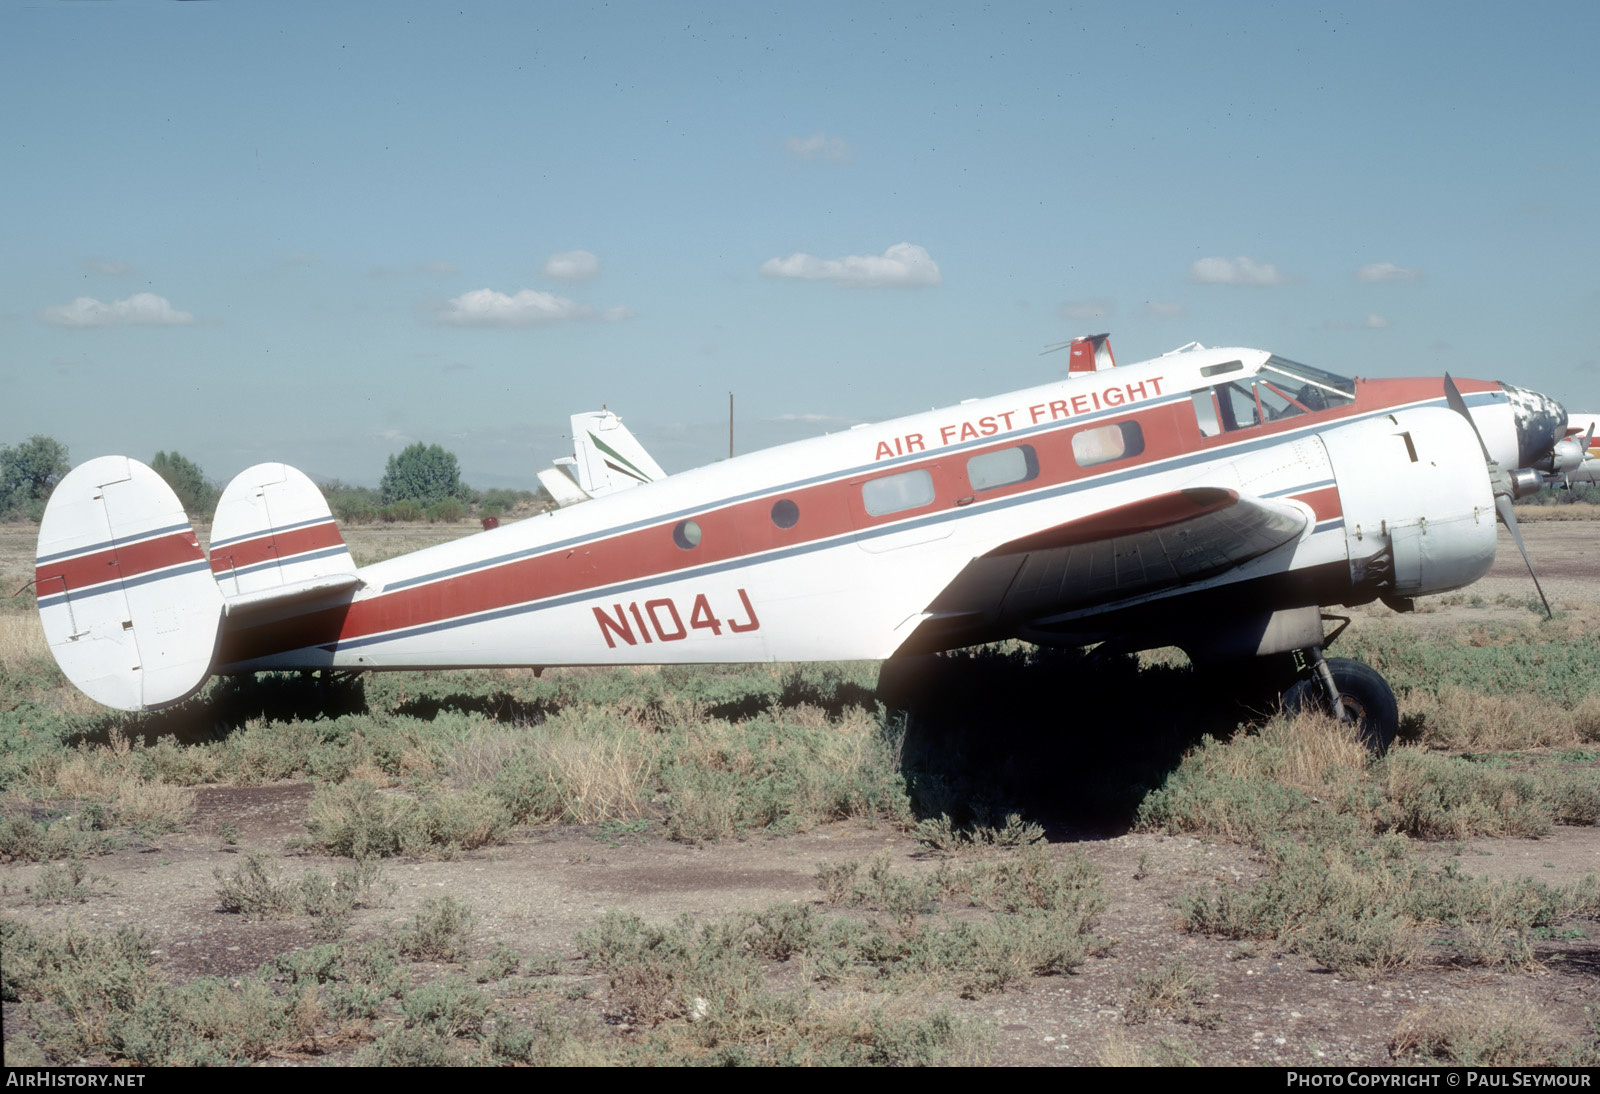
[1262,356,1356,402]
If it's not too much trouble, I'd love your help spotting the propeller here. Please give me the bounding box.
[1443,374,1552,618]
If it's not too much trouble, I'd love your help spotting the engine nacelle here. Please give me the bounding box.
[1320,407,1497,600]
[1538,435,1587,476]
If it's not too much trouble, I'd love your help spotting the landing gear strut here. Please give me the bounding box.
[1282,648,1399,754]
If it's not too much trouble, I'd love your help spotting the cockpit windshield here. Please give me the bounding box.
[1259,356,1356,411]
[1189,355,1358,438]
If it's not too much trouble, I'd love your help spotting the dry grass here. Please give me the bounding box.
[342,524,482,567]
[1203,709,1372,791]
[0,613,51,673]
[19,733,196,836]
[1515,502,1600,521]
[1096,1030,1203,1066]
[1391,997,1560,1065]
[536,735,656,824]
[1409,688,1600,750]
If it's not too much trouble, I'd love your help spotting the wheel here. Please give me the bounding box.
[1282,657,1399,754]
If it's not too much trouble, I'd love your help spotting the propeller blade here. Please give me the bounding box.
[1444,373,1494,463]
[1494,493,1553,619]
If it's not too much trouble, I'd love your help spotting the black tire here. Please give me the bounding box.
[1282,657,1399,754]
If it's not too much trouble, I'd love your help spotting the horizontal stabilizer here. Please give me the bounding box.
[536,466,592,508]
[35,456,224,711]
[210,464,359,607]
[222,573,364,621]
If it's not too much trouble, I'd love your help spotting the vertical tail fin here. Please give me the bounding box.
[35,456,223,711]
[1068,333,1116,375]
[569,409,665,496]
[210,463,359,609]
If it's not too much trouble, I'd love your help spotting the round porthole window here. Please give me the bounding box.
[673,519,703,550]
[770,499,799,529]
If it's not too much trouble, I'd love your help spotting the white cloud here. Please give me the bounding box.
[1189,256,1288,286]
[760,242,942,288]
[435,288,633,327]
[39,292,199,328]
[543,250,601,281]
[1356,261,1422,283]
[785,132,851,163]
[1143,300,1186,317]
[1326,314,1391,330]
[83,259,130,276]
[1058,298,1115,320]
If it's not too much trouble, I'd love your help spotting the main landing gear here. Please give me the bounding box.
[1183,608,1400,754]
[1282,647,1399,754]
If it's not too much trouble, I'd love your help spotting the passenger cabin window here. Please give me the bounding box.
[673,520,703,550]
[861,468,935,516]
[1072,422,1144,468]
[966,445,1039,492]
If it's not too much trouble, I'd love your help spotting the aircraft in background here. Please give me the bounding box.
[1543,413,1597,488]
[32,336,1571,750]
[536,408,666,508]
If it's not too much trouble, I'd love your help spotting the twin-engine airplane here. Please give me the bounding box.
[34,337,1570,749]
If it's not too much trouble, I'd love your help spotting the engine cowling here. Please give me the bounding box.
[1320,407,1497,600]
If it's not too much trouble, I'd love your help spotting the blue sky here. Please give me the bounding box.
[3,1,1596,488]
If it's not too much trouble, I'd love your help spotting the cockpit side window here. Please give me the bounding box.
[1217,382,1260,431]
[1256,380,1308,422]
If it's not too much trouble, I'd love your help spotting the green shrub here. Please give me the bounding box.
[425,498,466,523]
[399,896,476,963]
[381,498,424,523]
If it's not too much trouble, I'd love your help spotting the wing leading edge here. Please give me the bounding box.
[900,488,1309,653]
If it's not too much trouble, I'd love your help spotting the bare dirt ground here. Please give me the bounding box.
[1,521,1596,1066]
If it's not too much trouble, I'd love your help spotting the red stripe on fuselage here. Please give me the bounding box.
[35,531,205,595]
[1289,486,1342,523]
[210,520,346,573]
[221,402,1192,662]
[220,375,1493,664]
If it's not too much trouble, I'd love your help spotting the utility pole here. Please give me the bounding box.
[729,392,734,459]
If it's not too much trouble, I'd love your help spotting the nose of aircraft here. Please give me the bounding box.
[1500,384,1568,470]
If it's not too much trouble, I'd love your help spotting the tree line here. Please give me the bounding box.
[0,437,545,525]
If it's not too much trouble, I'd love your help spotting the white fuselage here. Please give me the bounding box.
[219,346,1502,673]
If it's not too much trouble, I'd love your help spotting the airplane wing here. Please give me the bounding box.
[904,487,1308,651]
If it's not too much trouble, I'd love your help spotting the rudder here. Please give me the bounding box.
[210,464,359,609]
[35,456,223,712]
